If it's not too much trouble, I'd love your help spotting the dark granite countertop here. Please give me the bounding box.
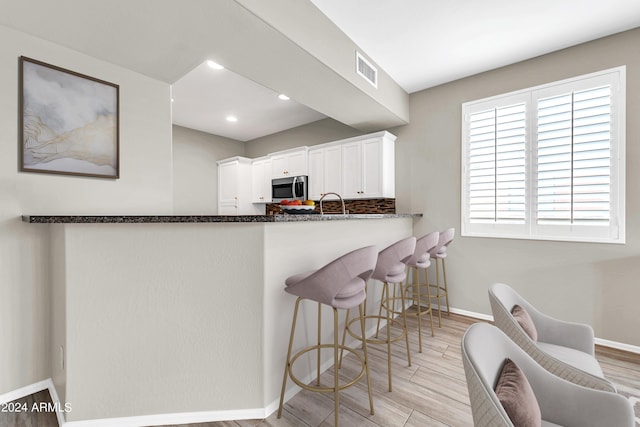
[21,213,422,224]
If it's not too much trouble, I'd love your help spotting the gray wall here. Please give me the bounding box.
[3,16,639,407]
[0,24,174,396]
[395,27,640,346]
[244,117,362,158]
[242,27,640,347]
[172,125,245,214]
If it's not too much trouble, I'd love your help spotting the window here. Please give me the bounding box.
[462,67,625,243]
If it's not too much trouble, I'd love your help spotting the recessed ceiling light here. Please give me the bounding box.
[226,115,238,122]
[278,94,290,101]
[207,60,224,70]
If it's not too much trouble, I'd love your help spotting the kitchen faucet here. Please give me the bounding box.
[319,192,346,215]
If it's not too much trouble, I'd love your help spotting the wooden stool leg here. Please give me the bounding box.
[426,268,435,337]
[278,297,302,418]
[359,303,374,415]
[317,302,322,385]
[375,284,385,338]
[385,282,393,392]
[338,308,350,368]
[435,260,442,327]
[333,308,339,427]
[442,258,450,315]
[414,267,423,352]
[400,280,411,367]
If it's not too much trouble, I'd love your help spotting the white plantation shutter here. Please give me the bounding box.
[462,67,625,243]
[536,86,611,225]
[468,104,526,224]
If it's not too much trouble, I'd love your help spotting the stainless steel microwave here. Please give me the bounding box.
[272,175,308,203]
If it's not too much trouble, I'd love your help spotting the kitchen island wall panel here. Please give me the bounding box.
[262,218,413,410]
[42,215,415,424]
[54,223,265,422]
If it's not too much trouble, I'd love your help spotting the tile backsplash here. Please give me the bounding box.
[265,198,395,215]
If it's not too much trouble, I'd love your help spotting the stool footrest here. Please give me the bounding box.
[288,343,367,393]
[428,283,448,295]
[344,315,407,345]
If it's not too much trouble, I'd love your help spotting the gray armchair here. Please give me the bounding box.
[489,282,616,392]
[462,322,634,427]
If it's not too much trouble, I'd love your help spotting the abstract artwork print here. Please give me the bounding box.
[20,56,119,178]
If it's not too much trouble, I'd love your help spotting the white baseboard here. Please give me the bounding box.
[0,378,51,404]
[595,337,640,355]
[449,306,494,322]
[47,379,67,427]
[448,306,640,355]
[62,408,267,427]
[4,307,638,426]
[0,378,66,427]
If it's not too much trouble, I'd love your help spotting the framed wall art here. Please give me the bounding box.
[19,56,120,179]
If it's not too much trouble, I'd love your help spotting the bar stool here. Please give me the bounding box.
[428,228,455,326]
[277,245,377,427]
[341,236,416,392]
[404,231,439,352]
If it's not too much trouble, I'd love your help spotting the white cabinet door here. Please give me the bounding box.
[308,145,342,200]
[342,141,363,199]
[286,149,307,177]
[270,154,289,179]
[218,160,239,203]
[341,135,395,199]
[308,149,324,200]
[218,201,238,215]
[217,157,255,215]
[361,138,383,198]
[271,148,308,178]
[251,158,272,203]
[322,144,342,199]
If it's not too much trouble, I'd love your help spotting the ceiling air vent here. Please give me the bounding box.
[356,51,377,88]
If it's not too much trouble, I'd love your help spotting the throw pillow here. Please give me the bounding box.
[495,358,542,427]
[512,304,538,342]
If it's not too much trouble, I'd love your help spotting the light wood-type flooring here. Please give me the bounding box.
[2,312,639,427]
[151,311,640,427]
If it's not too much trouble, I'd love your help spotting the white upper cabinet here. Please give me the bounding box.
[217,132,395,214]
[251,157,272,203]
[307,148,324,200]
[308,143,342,200]
[271,147,308,179]
[217,157,257,215]
[341,132,395,199]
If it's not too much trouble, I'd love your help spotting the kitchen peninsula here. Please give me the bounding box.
[25,213,420,424]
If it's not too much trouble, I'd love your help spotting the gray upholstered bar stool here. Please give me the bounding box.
[342,236,416,392]
[404,231,439,352]
[428,228,455,326]
[277,245,378,427]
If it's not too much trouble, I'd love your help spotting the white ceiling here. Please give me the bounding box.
[310,0,640,93]
[173,0,640,140]
[171,61,326,141]
[2,1,640,142]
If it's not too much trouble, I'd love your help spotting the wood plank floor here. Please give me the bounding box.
[3,312,639,427]
[0,389,58,427]
[164,312,640,427]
